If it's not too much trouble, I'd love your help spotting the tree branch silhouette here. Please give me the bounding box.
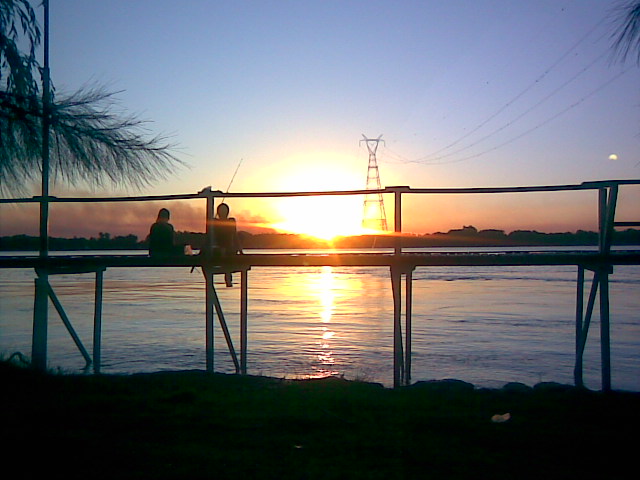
[611,1,640,65]
[1,0,183,196]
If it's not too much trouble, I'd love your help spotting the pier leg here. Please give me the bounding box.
[240,269,248,375]
[391,267,404,388]
[32,274,49,371]
[210,281,240,374]
[574,267,585,387]
[93,268,104,373]
[48,285,92,366]
[599,271,611,392]
[405,270,413,386]
[596,185,616,393]
[205,269,214,372]
[204,268,240,374]
[575,270,600,388]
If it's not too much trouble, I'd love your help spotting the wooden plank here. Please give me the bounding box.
[2,251,640,270]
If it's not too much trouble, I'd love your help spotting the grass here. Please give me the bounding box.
[2,360,639,479]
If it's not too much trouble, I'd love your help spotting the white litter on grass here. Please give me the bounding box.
[491,413,511,423]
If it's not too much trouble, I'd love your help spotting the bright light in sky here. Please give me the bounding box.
[270,196,366,240]
[609,154,619,161]
[262,152,372,239]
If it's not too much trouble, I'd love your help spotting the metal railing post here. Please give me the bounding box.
[390,187,408,255]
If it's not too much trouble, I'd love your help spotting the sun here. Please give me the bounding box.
[271,196,369,241]
[259,152,384,240]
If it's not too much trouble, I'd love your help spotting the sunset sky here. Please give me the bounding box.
[1,0,639,239]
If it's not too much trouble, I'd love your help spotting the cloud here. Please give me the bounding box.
[235,209,277,234]
[0,200,279,238]
[0,200,207,238]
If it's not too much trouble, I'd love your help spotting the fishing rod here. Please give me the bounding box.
[221,158,243,204]
[192,158,244,274]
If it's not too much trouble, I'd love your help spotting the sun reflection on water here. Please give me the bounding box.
[310,266,340,378]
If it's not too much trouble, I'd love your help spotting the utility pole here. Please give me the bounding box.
[361,134,388,231]
[40,0,51,258]
[33,0,51,370]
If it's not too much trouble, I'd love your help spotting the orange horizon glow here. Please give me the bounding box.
[0,193,603,240]
[3,171,637,239]
[268,197,384,241]
[252,152,382,240]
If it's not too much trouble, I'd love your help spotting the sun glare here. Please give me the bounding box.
[270,196,369,240]
[263,153,385,240]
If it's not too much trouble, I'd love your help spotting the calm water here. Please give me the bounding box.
[1,248,639,390]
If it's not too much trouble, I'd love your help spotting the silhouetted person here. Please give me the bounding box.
[213,203,242,286]
[148,208,183,257]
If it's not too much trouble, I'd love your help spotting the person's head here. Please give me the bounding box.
[157,208,170,222]
[216,203,230,219]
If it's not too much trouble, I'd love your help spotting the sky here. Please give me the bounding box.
[1,0,639,239]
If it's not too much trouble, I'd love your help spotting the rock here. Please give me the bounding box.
[410,378,475,393]
[502,382,532,393]
[533,382,574,393]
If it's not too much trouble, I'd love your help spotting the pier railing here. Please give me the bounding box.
[3,179,639,253]
[1,179,639,390]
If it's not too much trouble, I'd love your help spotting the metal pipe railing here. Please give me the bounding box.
[2,179,639,204]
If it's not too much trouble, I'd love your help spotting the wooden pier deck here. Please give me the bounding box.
[1,249,640,270]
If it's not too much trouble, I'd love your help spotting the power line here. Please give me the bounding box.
[385,14,613,167]
[419,50,610,164]
[415,15,608,163]
[414,68,631,166]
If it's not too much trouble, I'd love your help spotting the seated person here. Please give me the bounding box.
[212,203,242,286]
[148,208,184,257]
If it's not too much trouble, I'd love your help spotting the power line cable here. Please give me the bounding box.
[416,67,630,166]
[419,50,610,163]
[379,16,622,167]
[413,15,609,163]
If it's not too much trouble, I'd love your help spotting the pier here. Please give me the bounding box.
[1,179,639,390]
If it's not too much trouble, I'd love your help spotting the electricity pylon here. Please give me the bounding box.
[361,134,388,232]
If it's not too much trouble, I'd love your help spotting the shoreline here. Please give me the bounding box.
[2,227,639,251]
[3,361,639,478]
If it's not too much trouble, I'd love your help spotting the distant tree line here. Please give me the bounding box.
[0,232,141,251]
[329,226,640,248]
[1,226,639,251]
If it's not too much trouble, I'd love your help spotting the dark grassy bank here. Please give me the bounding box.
[2,361,638,479]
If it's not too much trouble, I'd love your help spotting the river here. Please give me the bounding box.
[1,247,638,390]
